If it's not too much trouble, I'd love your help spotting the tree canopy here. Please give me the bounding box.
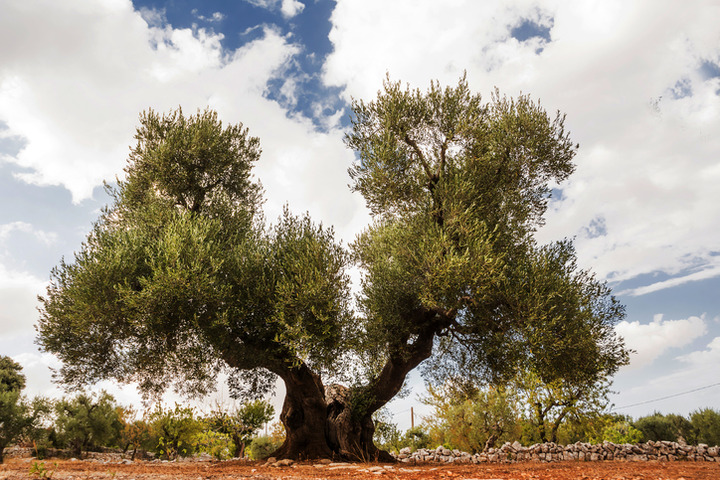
[37,76,629,460]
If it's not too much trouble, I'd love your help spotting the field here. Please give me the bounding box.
[2,457,719,480]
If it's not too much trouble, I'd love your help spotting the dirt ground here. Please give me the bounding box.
[2,457,719,480]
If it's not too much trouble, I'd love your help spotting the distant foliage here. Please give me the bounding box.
[116,406,153,459]
[0,357,46,464]
[689,408,720,446]
[372,409,403,453]
[633,412,688,443]
[193,429,234,460]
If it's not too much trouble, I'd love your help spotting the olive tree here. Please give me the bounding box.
[37,77,629,461]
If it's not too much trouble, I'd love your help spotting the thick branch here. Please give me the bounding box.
[362,309,454,413]
[404,134,434,181]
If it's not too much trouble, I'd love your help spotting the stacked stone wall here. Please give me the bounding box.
[393,441,720,464]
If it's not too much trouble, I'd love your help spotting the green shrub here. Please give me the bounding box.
[246,435,280,460]
[193,429,235,460]
[597,420,643,444]
[147,404,201,459]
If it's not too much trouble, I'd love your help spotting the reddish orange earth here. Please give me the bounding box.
[2,457,719,480]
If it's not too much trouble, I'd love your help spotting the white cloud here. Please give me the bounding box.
[280,0,305,19]
[0,0,367,245]
[621,259,720,296]
[243,0,304,19]
[12,352,64,399]
[615,314,707,369]
[0,1,286,202]
[0,263,45,337]
[0,0,354,230]
[192,9,225,23]
[0,221,57,247]
[677,336,720,365]
[323,0,720,290]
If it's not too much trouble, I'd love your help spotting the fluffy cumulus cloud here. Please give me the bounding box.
[615,314,707,369]
[323,0,720,292]
[0,0,361,239]
[677,336,720,365]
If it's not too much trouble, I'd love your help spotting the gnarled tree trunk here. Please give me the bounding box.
[271,363,334,460]
[325,384,394,462]
[271,310,447,461]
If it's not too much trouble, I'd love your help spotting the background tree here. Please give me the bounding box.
[37,78,629,460]
[633,412,683,443]
[206,399,274,458]
[53,391,122,456]
[587,414,644,444]
[372,409,403,454]
[117,406,153,460]
[0,357,45,463]
[516,370,612,444]
[423,380,520,452]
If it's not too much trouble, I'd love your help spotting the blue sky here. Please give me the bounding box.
[1,0,719,431]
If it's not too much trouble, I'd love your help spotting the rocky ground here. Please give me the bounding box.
[2,455,719,480]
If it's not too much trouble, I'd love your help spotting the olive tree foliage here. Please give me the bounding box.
[37,108,352,402]
[348,75,628,401]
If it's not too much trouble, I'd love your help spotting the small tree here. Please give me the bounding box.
[516,370,612,444]
[117,406,153,459]
[372,409,402,453]
[53,391,122,456]
[206,399,274,458]
[585,414,643,444]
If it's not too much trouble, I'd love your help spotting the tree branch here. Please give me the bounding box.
[403,134,434,181]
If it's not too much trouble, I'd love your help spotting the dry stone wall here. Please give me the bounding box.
[394,441,720,464]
